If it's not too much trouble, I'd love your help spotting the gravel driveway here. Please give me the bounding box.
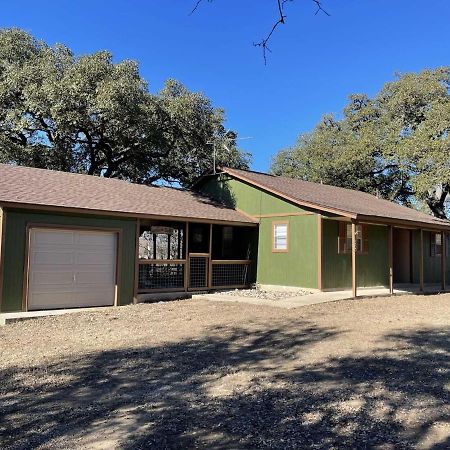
[1,294,449,449]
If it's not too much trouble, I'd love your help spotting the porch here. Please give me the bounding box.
[321,217,450,298]
[134,219,256,300]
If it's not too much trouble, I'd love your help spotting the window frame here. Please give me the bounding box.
[430,231,443,257]
[272,221,289,253]
[338,222,368,255]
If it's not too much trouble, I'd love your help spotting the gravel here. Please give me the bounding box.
[1,294,449,449]
[217,287,310,300]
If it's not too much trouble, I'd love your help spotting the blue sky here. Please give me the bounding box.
[1,0,449,171]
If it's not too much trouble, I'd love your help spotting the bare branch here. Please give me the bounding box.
[312,0,330,16]
[190,0,330,63]
[254,0,287,65]
[189,0,213,16]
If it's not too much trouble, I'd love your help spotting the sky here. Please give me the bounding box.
[1,0,449,172]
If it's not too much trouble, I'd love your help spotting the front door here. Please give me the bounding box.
[393,228,412,284]
[188,224,210,289]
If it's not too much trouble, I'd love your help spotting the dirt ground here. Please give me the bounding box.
[1,294,449,449]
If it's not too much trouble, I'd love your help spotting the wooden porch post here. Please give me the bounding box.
[208,223,213,288]
[352,221,357,298]
[441,230,446,291]
[184,222,189,292]
[133,218,140,304]
[317,215,323,291]
[419,229,424,292]
[388,225,394,295]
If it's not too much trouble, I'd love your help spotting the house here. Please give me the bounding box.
[0,164,257,313]
[194,167,450,296]
[1,163,449,314]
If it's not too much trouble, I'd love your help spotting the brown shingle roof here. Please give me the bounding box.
[0,164,255,224]
[221,167,450,229]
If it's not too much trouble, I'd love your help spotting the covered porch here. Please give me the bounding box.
[134,218,257,300]
[320,216,450,298]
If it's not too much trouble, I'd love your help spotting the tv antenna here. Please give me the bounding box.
[207,130,253,175]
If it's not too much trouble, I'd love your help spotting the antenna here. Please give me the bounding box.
[207,131,253,174]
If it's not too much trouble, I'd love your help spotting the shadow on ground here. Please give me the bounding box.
[0,321,449,449]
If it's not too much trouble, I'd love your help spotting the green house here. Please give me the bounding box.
[194,167,450,295]
[1,163,450,314]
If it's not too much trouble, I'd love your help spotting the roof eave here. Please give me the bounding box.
[355,214,450,231]
[0,201,258,227]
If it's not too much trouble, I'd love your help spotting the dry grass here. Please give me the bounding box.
[1,294,449,449]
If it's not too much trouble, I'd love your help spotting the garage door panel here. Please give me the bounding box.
[76,232,116,246]
[75,251,115,265]
[32,251,75,266]
[33,230,75,245]
[73,289,115,305]
[29,291,74,308]
[28,228,117,310]
[29,271,74,286]
[75,271,115,285]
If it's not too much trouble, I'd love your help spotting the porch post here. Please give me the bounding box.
[208,223,213,288]
[388,225,394,295]
[441,230,446,291]
[419,229,424,292]
[133,218,140,304]
[184,222,189,292]
[317,215,323,290]
[352,221,357,298]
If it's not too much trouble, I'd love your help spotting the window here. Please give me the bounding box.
[273,222,288,252]
[139,223,185,260]
[338,223,368,254]
[431,232,443,257]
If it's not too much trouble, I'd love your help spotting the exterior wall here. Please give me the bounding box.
[322,220,389,289]
[411,230,450,284]
[199,174,304,216]
[0,207,5,309]
[198,174,319,289]
[257,214,318,288]
[0,209,137,312]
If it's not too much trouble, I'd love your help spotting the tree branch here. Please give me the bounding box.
[190,0,330,64]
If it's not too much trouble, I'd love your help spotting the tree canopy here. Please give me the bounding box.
[0,28,250,186]
[271,68,450,218]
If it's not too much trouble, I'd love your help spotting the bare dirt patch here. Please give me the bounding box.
[1,294,449,449]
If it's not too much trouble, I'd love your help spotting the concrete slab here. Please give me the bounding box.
[193,284,448,309]
[0,306,111,325]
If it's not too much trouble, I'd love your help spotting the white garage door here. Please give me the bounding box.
[27,228,117,310]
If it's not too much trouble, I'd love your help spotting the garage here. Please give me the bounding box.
[26,228,118,310]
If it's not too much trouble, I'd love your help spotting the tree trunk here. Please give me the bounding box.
[426,188,448,219]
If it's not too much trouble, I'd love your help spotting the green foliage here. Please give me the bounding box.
[0,28,250,186]
[271,68,450,217]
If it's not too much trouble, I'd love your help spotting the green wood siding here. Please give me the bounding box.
[411,230,450,284]
[199,174,310,215]
[257,215,318,288]
[198,175,319,289]
[1,209,137,312]
[322,220,389,289]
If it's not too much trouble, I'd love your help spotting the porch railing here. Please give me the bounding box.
[138,260,186,292]
[137,258,251,293]
[211,260,251,289]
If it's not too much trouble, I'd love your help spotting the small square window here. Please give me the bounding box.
[273,222,288,252]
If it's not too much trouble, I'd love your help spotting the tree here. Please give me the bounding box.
[0,28,250,186]
[271,68,450,218]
